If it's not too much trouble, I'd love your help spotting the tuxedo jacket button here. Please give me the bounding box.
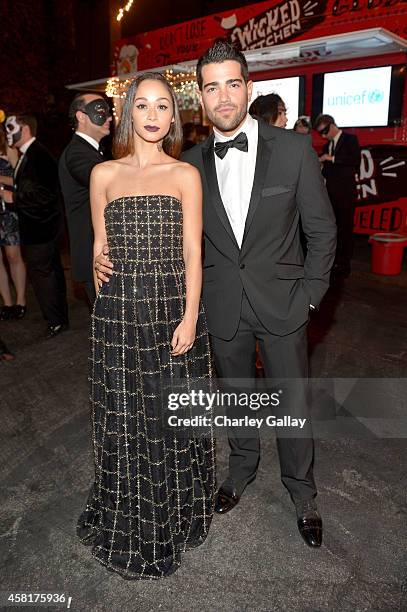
[239,264,245,269]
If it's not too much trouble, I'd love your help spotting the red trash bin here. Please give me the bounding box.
[368,233,407,276]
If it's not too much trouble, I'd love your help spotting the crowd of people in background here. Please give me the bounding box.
[0,83,360,362]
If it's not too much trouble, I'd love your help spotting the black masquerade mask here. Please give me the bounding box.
[83,99,110,126]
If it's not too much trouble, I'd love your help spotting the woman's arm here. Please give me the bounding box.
[90,163,110,294]
[181,164,203,325]
[0,175,13,186]
[170,164,203,356]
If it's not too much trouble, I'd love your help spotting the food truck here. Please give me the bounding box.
[69,0,407,236]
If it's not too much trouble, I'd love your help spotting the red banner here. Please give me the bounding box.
[354,200,407,234]
[354,145,407,235]
[112,0,407,74]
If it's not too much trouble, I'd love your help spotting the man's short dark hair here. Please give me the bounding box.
[314,114,336,130]
[249,93,285,126]
[15,114,37,137]
[196,41,249,91]
[68,93,90,129]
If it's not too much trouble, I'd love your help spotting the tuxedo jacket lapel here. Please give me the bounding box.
[14,153,28,184]
[202,135,239,249]
[241,131,272,246]
[73,134,103,158]
[333,132,345,155]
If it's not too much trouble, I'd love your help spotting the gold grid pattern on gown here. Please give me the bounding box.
[77,195,216,579]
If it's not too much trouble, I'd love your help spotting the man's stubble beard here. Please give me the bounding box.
[206,102,248,134]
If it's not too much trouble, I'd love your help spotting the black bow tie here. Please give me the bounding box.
[214,132,248,159]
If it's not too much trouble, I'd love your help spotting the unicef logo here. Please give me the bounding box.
[368,90,384,104]
[326,88,386,108]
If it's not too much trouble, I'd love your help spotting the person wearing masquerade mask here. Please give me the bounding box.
[76,73,215,579]
[0,126,27,321]
[59,94,112,304]
[314,114,361,279]
[5,113,68,337]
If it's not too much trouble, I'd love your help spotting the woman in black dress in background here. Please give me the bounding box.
[77,73,216,579]
[0,128,27,320]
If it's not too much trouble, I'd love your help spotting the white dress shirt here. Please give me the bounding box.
[75,131,100,151]
[214,114,258,248]
[19,136,36,155]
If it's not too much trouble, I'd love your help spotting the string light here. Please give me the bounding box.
[105,70,200,112]
[164,70,200,110]
[116,0,134,22]
[106,77,132,99]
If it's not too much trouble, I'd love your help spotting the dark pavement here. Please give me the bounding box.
[0,236,406,612]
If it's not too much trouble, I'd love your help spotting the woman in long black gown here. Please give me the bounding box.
[77,73,216,579]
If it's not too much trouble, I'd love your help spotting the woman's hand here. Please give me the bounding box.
[170,317,196,356]
[0,186,13,204]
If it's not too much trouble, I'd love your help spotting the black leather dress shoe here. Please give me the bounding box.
[0,305,14,320]
[46,323,69,339]
[214,486,240,514]
[12,305,27,319]
[296,499,323,548]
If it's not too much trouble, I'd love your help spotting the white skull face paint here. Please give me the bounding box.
[5,116,22,146]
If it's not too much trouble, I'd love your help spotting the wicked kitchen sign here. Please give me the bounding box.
[112,0,406,74]
[112,0,327,73]
[228,0,327,50]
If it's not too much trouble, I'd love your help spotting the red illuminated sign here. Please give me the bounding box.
[112,0,407,74]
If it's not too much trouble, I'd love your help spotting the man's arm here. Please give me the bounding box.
[296,138,337,309]
[64,147,102,187]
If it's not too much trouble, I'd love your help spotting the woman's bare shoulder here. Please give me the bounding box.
[92,158,129,176]
[171,159,201,182]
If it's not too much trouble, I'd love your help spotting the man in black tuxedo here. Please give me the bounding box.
[315,114,361,278]
[94,43,336,547]
[5,114,68,337]
[59,94,111,303]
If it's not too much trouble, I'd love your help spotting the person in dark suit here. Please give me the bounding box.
[94,43,336,548]
[314,114,361,278]
[59,94,112,303]
[181,122,197,152]
[5,114,68,337]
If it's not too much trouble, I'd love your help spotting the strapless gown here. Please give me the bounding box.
[77,195,216,579]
